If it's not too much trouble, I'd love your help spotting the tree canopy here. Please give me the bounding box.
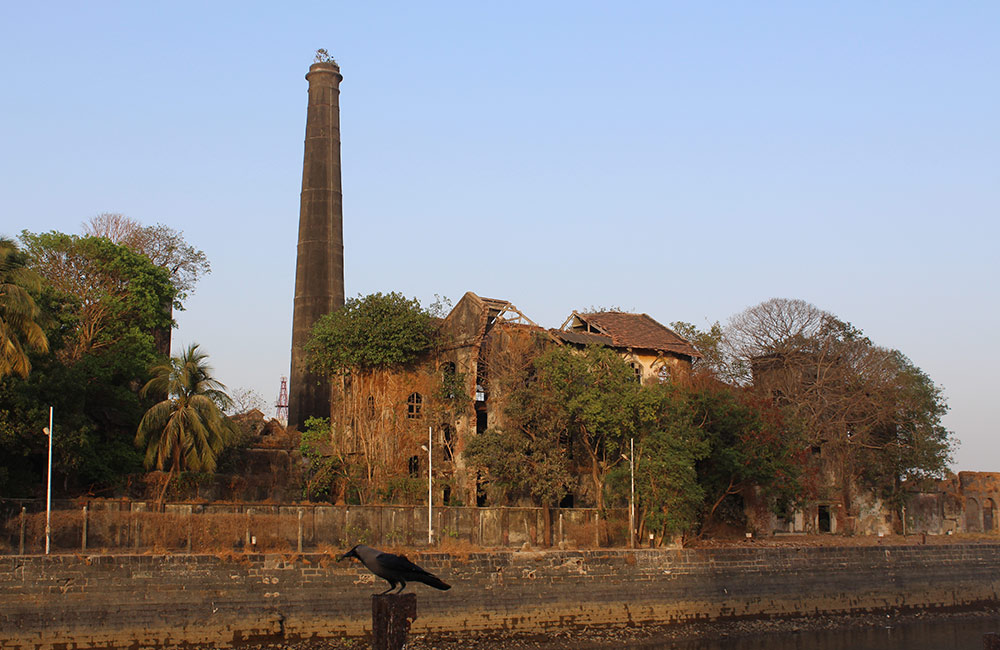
[82,213,210,308]
[19,230,176,362]
[306,292,436,375]
[721,298,954,500]
[0,225,208,498]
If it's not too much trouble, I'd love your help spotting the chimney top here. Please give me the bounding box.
[306,59,342,82]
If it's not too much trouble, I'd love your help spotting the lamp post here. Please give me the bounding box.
[43,406,53,555]
[622,437,635,549]
[421,426,433,545]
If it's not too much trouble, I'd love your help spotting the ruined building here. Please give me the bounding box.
[289,57,346,430]
[326,291,700,507]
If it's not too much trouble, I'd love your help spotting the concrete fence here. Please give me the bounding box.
[0,499,629,553]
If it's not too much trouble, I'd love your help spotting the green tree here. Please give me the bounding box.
[686,380,804,532]
[670,320,742,382]
[299,417,349,502]
[612,383,708,543]
[135,344,235,478]
[306,292,435,375]
[538,345,640,512]
[471,344,640,514]
[82,213,210,308]
[0,238,48,377]
[726,298,954,505]
[20,230,175,361]
[465,336,574,543]
[1,232,178,497]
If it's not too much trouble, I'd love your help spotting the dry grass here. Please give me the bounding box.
[428,535,483,559]
[687,532,999,548]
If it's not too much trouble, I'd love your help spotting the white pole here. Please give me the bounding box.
[45,406,53,555]
[629,437,635,549]
[427,426,433,545]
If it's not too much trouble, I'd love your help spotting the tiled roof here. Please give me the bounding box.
[551,329,613,346]
[572,312,701,358]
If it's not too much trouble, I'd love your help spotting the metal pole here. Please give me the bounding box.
[45,406,53,555]
[19,506,26,555]
[297,507,304,553]
[427,426,433,545]
[629,437,635,549]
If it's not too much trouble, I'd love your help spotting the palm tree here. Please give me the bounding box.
[135,344,235,477]
[0,237,49,377]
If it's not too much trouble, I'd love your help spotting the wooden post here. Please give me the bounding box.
[371,593,416,650]
[985,632,1000,649]
[81,505,88,551]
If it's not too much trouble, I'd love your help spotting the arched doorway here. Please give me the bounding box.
[985,499,996,533]
[966,497,983,533]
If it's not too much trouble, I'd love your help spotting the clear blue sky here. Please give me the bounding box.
[1,2,997,471]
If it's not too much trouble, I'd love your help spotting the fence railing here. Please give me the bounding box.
[0,499,629,554]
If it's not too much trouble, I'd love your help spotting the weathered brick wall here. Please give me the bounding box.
[2,545,998,649]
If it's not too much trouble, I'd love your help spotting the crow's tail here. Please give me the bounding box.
[417,574,451,590]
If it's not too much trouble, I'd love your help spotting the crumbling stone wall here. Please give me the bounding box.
[2,544,999,649]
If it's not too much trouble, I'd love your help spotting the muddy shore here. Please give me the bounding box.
[225,608,1000,649]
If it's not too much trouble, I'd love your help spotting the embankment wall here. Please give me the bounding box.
[2,544,999,649]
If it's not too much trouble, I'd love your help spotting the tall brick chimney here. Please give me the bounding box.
[289,55,345,430]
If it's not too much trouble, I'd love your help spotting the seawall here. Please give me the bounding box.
[2,544,999,649]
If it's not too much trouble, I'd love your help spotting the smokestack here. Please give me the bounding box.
[289,54,345,430]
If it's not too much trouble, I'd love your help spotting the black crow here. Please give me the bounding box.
[338,544,452,594]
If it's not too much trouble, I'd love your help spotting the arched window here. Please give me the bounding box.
[407,392,422,419]
[366,395,375,419]
[408,455,420,477]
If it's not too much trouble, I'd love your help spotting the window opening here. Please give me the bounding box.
[367,395,375,419]
[407,392,422,419]
[476,472,487,507]
[408,455,420,477]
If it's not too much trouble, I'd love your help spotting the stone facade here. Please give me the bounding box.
[906,472,1000,535]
